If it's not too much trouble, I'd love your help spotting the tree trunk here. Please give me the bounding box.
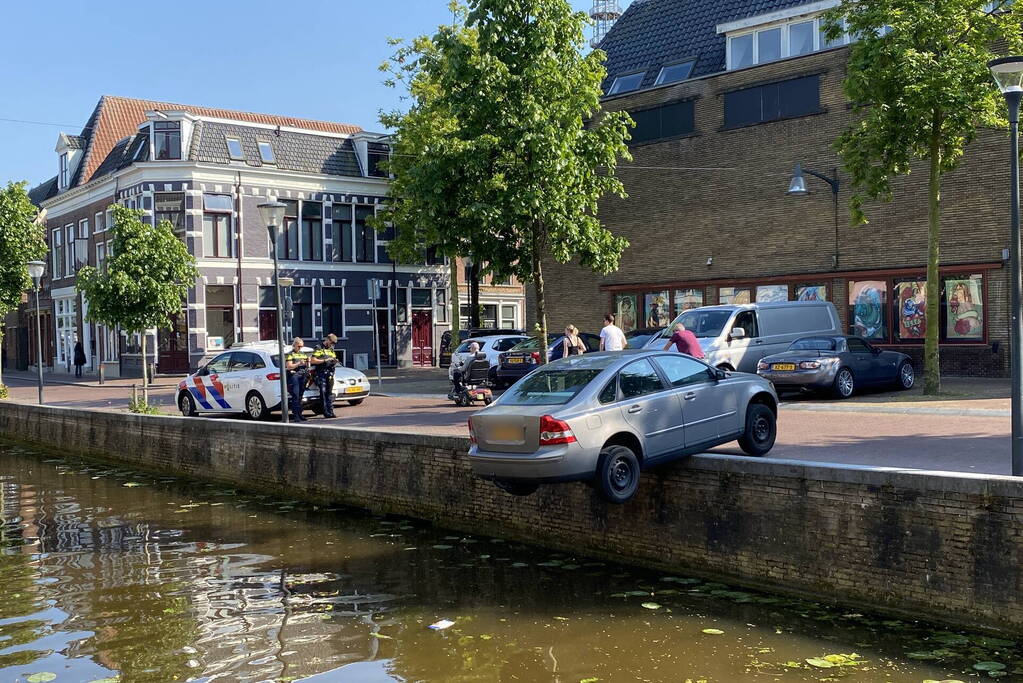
[449,259,460,351]
[531,224,549,360]
[924,116,942,395]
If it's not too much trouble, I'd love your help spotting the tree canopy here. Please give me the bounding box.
[0,182,47,316]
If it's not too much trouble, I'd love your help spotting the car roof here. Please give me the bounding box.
[463,334,528,342]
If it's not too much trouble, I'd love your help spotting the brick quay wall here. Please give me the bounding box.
[2,402,1020,634]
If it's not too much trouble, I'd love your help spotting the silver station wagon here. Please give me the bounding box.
[468,350,779,503]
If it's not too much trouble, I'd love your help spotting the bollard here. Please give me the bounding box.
[98,363,105,386]
[131,384,138,408]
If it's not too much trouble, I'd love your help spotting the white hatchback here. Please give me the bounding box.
[176,342,371,420]
[449,335,530,386]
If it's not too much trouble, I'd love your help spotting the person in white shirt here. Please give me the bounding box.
[599,314,628,351]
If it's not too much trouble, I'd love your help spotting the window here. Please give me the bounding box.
[300,201,323,261]
[796,284,828,301]
[94,212,104,234]
[205,286,236,350]
[206,353,233,375]
[96,243,106,272]
[59,153,69,188]
[756,27,782,62]
[655,355,712,388]
[730,33,754,68]
[203,193,233,212]
[154,121,181,160]
[155,192,186,234]
[629,101,695,145]
[436,288,448,323]
[599,377,618,404]
[608,72,644,95]
[619,359,665,399]
[503,369,604,406]
[291,286,313,339]
[501,304,517,329]
[203,194,234,258]
[945,274,984,341]
[894,279,927,342]
[105,208,114,231]
[732,310,759,338]
[322,287,344,337]
[723,75,821,128]
[491,273,512,286]
[820,18,847,49]
[846,338,872,354]
[848,280,888,341]
[411,288,432,308]
[654,60,695,86]
[51,228,63,279]
[396,288,408,324]
[226,137,244,160]
[718,287,751,305]
[756,284,789,303]
[230,352,264,371]
[674,288,703,315]
[258,286,279,341]
[789,20,815,56]
[65,225,75,276]
[330,204,353,262]
[355,206,375,262]
[367,143,389,177]
[258,141,275,164]
[276,200,299,260]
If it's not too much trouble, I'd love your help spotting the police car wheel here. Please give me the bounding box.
[245,392,270,421]
[178,392,198,417]
[347,398,365,406]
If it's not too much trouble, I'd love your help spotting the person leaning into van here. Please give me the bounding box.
[285,337,310,422]
[664,323,704,358]
[562,325,586,358]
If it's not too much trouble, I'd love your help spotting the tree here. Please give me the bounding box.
[378,0,632,351]
[76,205,198,400]
[825,0,1023,394]
[0,182,47,393]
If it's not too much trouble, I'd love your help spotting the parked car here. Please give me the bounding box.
[449,335,530,386]
[625,327,666,349]
[757,335,914,398]
[495,333,600,386]
[469,350,778,503]
[645,301,842,373]
[440,328,527,367]
[177,341,371,420]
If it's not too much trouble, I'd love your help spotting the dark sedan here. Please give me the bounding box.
[496,333,600,385]
[625,327,666,349]
[756,335,915,398]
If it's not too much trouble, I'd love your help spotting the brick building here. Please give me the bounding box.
[15,95,453,377]
[538,0,1010,376]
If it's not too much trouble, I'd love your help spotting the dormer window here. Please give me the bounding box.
[723,12,852,71]
[608,72,644,95]
[258,141,275,164]
[154,121,181,160]
[654,60,695,86]
[226,137,244,160]
[59,153,69,188]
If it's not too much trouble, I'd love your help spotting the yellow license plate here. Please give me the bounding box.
[476,393,486,400]
[507,357,523,364]
[772,363,796,371]
[344,386,363,394]
[491,426,521,441]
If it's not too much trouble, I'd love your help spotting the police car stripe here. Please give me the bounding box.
[206,379,232,410]
[188,385,213,410]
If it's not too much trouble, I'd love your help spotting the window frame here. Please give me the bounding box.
[618,358,668,400]
[722,74,822,129]
[153,120,182,161]
[727,14,851,70]
[202,212,234,259]
[225,136,244,160]
[608,71,645,95]
[654,59,696,86]
[59,152,69,188]
[257,140,275,164]
[156,192,186,234]
[652,354,715,388]
[627,99,696,146]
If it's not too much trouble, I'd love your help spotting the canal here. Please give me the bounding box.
[0,441,1019,682]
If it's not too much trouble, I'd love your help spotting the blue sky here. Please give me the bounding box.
[0,0,613,189]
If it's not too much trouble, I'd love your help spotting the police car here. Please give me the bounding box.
[176,341,371,420]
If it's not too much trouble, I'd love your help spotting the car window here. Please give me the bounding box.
[510,338,540,351]
[494,338,524,352]
[654,355,712,388]
[733,311,759,338]
[847,338,871,354]
[502,369,603,406]
[456,340,486,353]
[619,359,665,399]
[598,376,618,404]
[206,353,233,375]
[582,334,600,352]
[789,337,837,351]
[229,352,255,371]
[675,309,732,338]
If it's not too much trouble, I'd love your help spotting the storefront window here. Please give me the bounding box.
[894,279,927,342]
[614,294,638,332]
[796,284,827,301]
[945,274,983,341]
[644,291,670,328]
[848,280,887,341]
[205,285,235,349]
[719,287,752,305]
[673,289,703,315]
[756,284,789,303]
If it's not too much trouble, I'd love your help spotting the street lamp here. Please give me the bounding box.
[26,261,45,405]
[988,56,1023,476]
[787,163,841,268]
[258,200,290,424]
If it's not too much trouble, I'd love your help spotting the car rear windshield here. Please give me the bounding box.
[789,337,837,351]
[674,309,733,338]
[455,340,483,353]
[510,338,541,351]
[502,369,603,405]
[269,355,281,368]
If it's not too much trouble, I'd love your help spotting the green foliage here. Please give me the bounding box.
[0,181,47,316]
[128,397,161,415]
[0,384,7,400]
[76,205,198,334]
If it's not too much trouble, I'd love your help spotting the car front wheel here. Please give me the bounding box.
[897,361,915,390]
[348,398,365,406]
[246,392,270,420]
[178,391,198,417]
[832,368,855,399]
[737,403,776,456]
[595,444,640,504]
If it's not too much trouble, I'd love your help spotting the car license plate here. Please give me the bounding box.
[491,425,521,442]
[476,393,486,400]
[772,363,796,371]
[344,386,363,394]
[507,357,523,364]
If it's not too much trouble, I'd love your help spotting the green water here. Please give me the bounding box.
[0,441,1019,682]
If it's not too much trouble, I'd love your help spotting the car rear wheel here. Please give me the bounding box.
[596,444,640,504]
[245,392,270,420]
[495,480,539,496]
[178,391,198,417]
[897,361,915,390]
[737,403,776,456]
[832,367,855,399]
[348,398,365,406]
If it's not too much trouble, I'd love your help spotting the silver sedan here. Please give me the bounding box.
[468,350,779,503]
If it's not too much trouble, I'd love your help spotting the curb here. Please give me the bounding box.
[779,402,1009,418]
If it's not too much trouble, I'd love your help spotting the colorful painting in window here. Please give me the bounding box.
[849,280,887,340]
[615,294,638,332]
[756,285,789,303]
[796,285,827,301]
[674,289,703,315]
[895,280,927,341]
[645,291,670,328]
[945,275,983,340]
[719,287,751,305]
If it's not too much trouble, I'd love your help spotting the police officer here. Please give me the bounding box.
[310,333,339,419]
[284,337,310,422]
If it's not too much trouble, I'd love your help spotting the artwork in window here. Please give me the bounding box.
[895,280,927,341]
[644,291,670,328]
[945,275,984,340]
[796,285,827,301]
[756,285,789,303]
[614,294,638,332]
[673,289,703,315]
[849,280,887,340]
[719,287,751,305]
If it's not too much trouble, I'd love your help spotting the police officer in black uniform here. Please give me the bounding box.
[310,333,339,419]
[284,337,310,422]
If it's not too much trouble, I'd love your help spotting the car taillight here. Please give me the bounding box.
[757,361,768,372]
[468,418,477,444]
[530,351,541,364]
[799,361,821,369]
[539,415,576,446]
[266,372,281,381]
[499,353,507,363]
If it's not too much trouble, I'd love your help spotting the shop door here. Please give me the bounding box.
[157,312,190,374]
[411,310,433,367]
[376,310,392,365]
[259,310,278,341]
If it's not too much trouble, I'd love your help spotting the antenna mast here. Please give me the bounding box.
[590,0,623,49]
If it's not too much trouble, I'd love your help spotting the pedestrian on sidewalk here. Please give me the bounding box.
[562,325,586,358]
[599,314,627,352]
[73,339,86,378]
[663,322,704,358]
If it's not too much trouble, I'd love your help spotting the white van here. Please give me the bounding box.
[646,301,842,373]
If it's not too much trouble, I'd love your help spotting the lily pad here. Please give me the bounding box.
[805,658,834,668]
[641,602,661,610]
[973,662,1007,672]
[122,482,143,487]
[26,674,57,683]
[701,628,724,635]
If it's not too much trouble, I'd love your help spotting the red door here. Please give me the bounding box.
[157,313,190,374]
[259,310,278,341]
[411,310,433,366]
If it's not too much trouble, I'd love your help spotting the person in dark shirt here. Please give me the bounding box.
[663,323,704,358]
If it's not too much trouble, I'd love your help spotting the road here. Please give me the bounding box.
[2,373,1011,475]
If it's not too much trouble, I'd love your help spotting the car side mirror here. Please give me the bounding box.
[714,368,728,381]
[871,346,882,355]
[730,327,746,340]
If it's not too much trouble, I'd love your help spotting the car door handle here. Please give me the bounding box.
[627,405,643,414]
[683,392,697,401]
[754,339,763,345]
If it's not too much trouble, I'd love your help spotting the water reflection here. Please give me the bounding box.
[0,444,1019,682]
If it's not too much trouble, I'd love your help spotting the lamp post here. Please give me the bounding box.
[989,56,1023,476]
[26,261,45,405]
[258,201,289,424]
[787,163,841,268]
